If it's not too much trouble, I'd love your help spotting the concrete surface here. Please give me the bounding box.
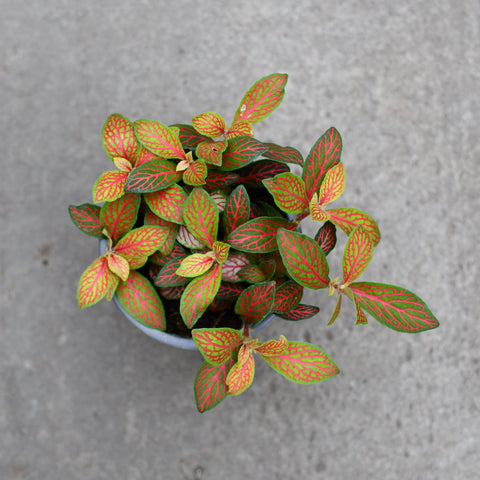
[1,1,479,479]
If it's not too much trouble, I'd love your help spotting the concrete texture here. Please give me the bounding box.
[1,1,479,479]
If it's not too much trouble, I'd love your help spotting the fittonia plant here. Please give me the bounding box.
[69,73,439,412]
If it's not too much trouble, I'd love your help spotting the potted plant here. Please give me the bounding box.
[69,73,439,412]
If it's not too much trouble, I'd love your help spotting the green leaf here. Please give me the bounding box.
[196,139,227,166]
[233,73,288,124]
[115,271,166,330]
[192,328,243,365]
[238,264,267,284]
[92,171,129,203]
[328,208,381,246]
[144,184,187,225]
[263,172,309,214]
[349,282,440,333]
[263,143,303,166]
[100,192,140,242]
[263,341,339,384]
[220,136,267,171]
[180,263,222,328]
[235,281,275,324]
[170,123,208,150]
[154,256,189,288]
[68,203,103,238]
[342,226,374,285]
[102,114,139,162]
[125,159,181,193]
[144,209,178,256]
[134,120,187,160]
[183,188,219,248]
[223,185,251,237]
[277,228,330,289]
[77,256,116,309]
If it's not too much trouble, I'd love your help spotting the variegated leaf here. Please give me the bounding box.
[92,170,129,203]
[100,192,140,242]
[238,265,267,284]
[77,256,116,309]
[176,254,214,277]
[235,281,275,324]
[158,285,185,300]
[204,171,239,190]
[144,209,178,256]
[217,281,245,298]
[223,185,250,237]
[114,226,168,260]
[170,124,208,149]
[125,159,181,193]
[212,241,230,264]
[102,114,139,162]
[220,136,267,171]
[226,345,255,396]
[342,226,374,285]
[183,159,207,186]
[226,120,252,139]
[328,208,381,246]
[263,172,309,214]
[221,252,251,282]
[68,203,103,238]
[314,221,337,256]
[177,225,205,249]
[327,294,342,325]
[210,190,227,212]
[237,159,289,186]
[154,257,189,288]
[196,139,227,166]
[318,162,345,206]
[134,120,187,160]
[134,146,159,167]
[106,253,130,281]
[192,328,243,366]
[276,304,320,321]
[263,143,303,166]
[273,281,303,313]
[192,112,227,138]
[255,336,288,357]
[144,184,187,225]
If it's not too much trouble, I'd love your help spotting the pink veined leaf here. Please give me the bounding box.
[226,345,255,396]
[169,124,208,149]
[255,335,288,357]
[183,188,219,248]
[194,358,235,413]
[221,252,251,282]
[238,264,267,284]
[273,281,303,313]
[235,281,275,324]
[314,221,337,256]
[77,256,116,309]
[302,127,343,200]
[277,228,330,289]
[125,159,181,194]
[105,273,120,301]
[263,143,303,166]
[349,282,439,333]
[220,136,267,171]
[228,216,293,253]
[102,114,139,162]
[342,226,374,285]
[354,297,368,325]
[68,203,103,238]
[176,253,214,277]
[237,160,289,187]
[192,112,227,138]
[134,146,159,168]
[158,285,185,300]
[143,209,178,256]
[263,341,339,384]
[204,171,239,190]
[260,257,276,280]
[223,185,251,236]
[318,162,345,206]
[233,73,288,124]
[106,253,130,281]
[92,170,129,203]
[144,184,187,225]
[114,226,168,260]
[177,225,205,249]
[113,156,133,172]
[100,192,140,242]
[192,328,243,366]
[217,282,244,298]
[180,263,222,328]
[327,294,342,325]
[128,256,148,270]
[226,120,253,139]
[134,120,187,160]
[210,190,227,212]
[328,208,381,246]
[212,241,230,264]
[276,304,320,321]
[263,172,309,214]
[115,271,166,330]
[154,256,189,288]
[196,139,227,166]
[183,159,207,186]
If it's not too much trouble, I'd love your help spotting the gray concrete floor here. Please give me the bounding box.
[1,1,479,479]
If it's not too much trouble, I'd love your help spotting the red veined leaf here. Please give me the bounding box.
[255,335,288,357]
[228,217,293,253]
[327,294,342,325]
[92,170,129,203]
[100,192,140,242]
[183,159,207,186]
[314,221,337,256]
[263,143,303,166]
[113,156,133,172]
[106,253,130,281]
[128,256,148,270]
[276,304,320,321]
[192,328,243,365]
[238,264,267,284]
[144,209,178,256]
[68,203,103,238]
[105,273,120,301]
[221,252,250,282]
[233,73,288,124]
[170,124,208,149]
[158,285,185,300]
[223,185,251,236]
[134,120,187,160]
[260,258,276,280]
[342,226,374,285]
[183,187,219,248]
[176,253,214,277]
[204,171,239,190]
[263,172,309,214]
[220,136,267,171]
[114,226,168,260]
[149,263,162,280]
[115,271,166,330]
[192,112,227,138]
[354,297,368,325]
[318,162,345,206]
[263,341,339,384]
[177,225,204,249]
[273,281,303,313]
[134,146,159,167]
[302,127,342,200]
[212,241,230,264]
[78,256,116,309]
[217,282,245,298]
[277,228,330,289]
[150,242,186,266]
[328,208,381,246]
[226,345,255,396]
[309,197,331,222]
[210,190,227,212]
[125,159,181,193]
[144,184,187,225]
[349,282,439,333]
[235,281,275,324]
[180,263,222,328]
[194,358,235,413]
[102,114,139,162]
[237,160,289,187]
[154,257,189,288]
[226,120,252,139]
[196,139,227,166]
